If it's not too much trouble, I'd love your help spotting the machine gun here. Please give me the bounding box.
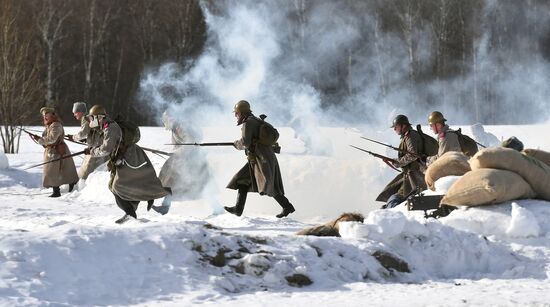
[406,190,455,218]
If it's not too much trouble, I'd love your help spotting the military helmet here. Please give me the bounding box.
[40,107,56,115]
[501,136,524,152]
[428,111,446,125]
[88,104,106,116]
[233,100,251,113]
[391,114,410,128]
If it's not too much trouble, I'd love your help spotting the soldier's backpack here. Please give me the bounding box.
[257,114,279,146]
[452,128,478,157]
[416,124,439,156]
[113,115,141,156]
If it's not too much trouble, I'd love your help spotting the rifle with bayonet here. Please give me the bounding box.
[167,142,234,146]
[349,145,400,172]
[140,146,172,157]
[17,127,87,146]
[24,150,87,170]
[361,136,424,160]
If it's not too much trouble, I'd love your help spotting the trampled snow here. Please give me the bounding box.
[1,125,550,306]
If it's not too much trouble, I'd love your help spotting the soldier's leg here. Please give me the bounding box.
[274,194,295,218]
[224,185,249,216]
[49,186,61,198]
[113,193,138,219]
[383,193,405,209]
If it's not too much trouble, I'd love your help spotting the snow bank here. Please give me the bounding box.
[0,151,8,170]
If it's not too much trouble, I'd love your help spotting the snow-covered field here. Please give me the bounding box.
[1,125,550,307]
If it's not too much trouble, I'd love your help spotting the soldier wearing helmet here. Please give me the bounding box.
[225,100,296,218]
[501,136,524,151]
[84,105,168,224]
[426,111,461,165]
[67,102,108,185]
[378,114,427,209]
[32,107,79,197]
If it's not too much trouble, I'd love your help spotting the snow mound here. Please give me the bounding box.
[506,202,541,238]
[0,152,8,170]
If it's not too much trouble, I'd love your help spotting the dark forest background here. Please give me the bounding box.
[1,0,550,130]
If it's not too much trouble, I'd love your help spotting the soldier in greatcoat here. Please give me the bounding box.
[66,102,108,184]
[84,105,168,223]
[376,115,427,208]
[31,107,79,197]
[152,111,211,215]
[224,100,295,218]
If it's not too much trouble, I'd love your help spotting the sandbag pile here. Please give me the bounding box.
[296,213,364,237]
[425,151,471,191]
[522,149,550,167]
[441,147,550,207]
[441,169,536,207]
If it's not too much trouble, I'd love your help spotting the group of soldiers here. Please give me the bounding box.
[31,100,295,223]
[376,111,521,209]
[31,101,520,222]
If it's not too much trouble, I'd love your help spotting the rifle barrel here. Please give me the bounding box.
[167,142,234,146]
[140,146,171,156]
[24,150,86,170]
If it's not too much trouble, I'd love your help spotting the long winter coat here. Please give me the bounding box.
[90,119,168,201]
[226,114,284,197]
[74,117,108,179]
[37,121,79,187]
[376,129,427,202]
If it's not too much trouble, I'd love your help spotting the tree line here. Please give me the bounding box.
[1,0,549,153]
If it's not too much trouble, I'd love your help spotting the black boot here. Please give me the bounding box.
[115,214,132,224]
[49,187,61,198]
[68,182,77,192]
[224,185,248,216]
[274,195,295,218]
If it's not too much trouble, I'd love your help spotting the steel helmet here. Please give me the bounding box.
[88,104,107,116]
[428,111,446,125]
[391,114,410,128]
[233,100,251,113]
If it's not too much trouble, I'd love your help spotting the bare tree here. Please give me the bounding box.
[82,0,113,101]
[0,0,43,153]
[36,0,72,108]
[389,0,424,108]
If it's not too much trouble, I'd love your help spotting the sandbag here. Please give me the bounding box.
[441,169,536,207]
[522,149,550,167]
[470,147,550,200]
[425,151,471,191]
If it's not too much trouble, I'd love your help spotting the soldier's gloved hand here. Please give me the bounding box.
[66,134,74,141]
[84,147,92,155]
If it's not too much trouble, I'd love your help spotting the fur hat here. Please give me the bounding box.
[72,102,87,113]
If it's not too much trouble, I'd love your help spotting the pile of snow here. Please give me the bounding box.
[0,151,8,170]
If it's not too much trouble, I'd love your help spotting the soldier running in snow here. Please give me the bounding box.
[224,100,295,218]
[377,115,427,208]
[152,110,211,215]
[66,102,108,186]
[426,111,461,165]
[31,107,79,197]
[83,105,168,224]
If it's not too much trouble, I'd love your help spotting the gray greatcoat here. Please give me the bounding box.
[90,118,168,201]
[74,117,108,179]
[226,114,284,197]
[37,121,79,187]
